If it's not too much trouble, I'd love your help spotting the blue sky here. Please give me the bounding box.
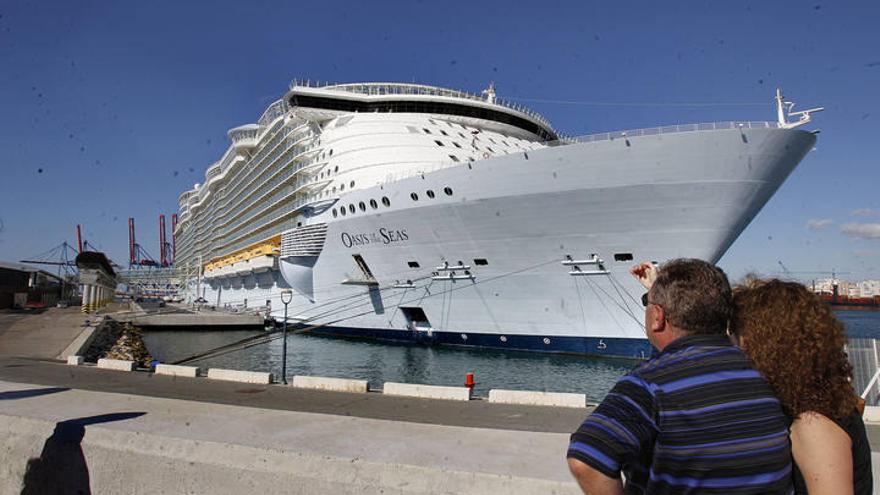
[1,0,878,282]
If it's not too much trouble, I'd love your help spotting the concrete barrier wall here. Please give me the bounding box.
[0,415,579,495]
[155,364,199,378]
[488,389,586,408]
[97,358,135,371]
[207,369,272,384]
[383,382,471,401]
[292,375,369,393]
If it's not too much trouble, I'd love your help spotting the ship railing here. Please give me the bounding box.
[257,99,288,127]
[289,79,555,133]
[847,337,880,406]
[547,121,780,146]
[218,146,318,220]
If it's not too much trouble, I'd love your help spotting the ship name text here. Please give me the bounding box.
[341,228,409,248]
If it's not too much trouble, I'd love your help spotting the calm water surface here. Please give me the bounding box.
[142,310,880,401]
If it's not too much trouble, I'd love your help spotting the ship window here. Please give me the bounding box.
[381,196,390,207]
[452,142,461,148]
[359,201,366,211]
[614,253,634,262]
[406,126,420,133]
[423,128,431,134]
[444,186,453,196]
[340,207,347,216]
[449,155,459,162]
[332,209,338,218]
[428,119,436,124]
[348,204,355,213]
[426,190,435,198]
[474,258,488,266]
[440,130,448,136]
[350,181,355,188]
[329,149,333,156]
[340,184,345,191]
[489,138,497,144]
[502,140,509,146]
[334,166,339,173]
[410,192,419,201]
[332,186,337,193]
[369,199,378,209]
[458,132,466,138]
[487,146,494,152]
[408,261,420,268]
[434,140,444,147]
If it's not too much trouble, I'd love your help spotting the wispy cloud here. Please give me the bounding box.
[854,249,880,257]
[852,208,878,217]
[841,222,880,239]
[807,218,834,230]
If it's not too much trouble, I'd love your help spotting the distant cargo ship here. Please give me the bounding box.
[174,83,822,358]
[818,293,880,310]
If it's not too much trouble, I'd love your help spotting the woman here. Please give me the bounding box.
[730,279,872,495]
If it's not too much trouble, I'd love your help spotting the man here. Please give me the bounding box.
[567,259,792,494]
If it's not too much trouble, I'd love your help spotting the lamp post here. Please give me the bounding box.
[280,289,293,384]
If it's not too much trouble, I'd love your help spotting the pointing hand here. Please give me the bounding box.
[631,262,658,290]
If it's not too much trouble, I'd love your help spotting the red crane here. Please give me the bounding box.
[128,218,136,266]
[159,214,167,267]
[171,213,178,265]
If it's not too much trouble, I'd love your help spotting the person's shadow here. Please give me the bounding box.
[20,412,146,495]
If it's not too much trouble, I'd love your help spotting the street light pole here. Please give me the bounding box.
[280,289,293,384]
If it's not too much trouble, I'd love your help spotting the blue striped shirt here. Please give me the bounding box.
[568,334,793,494]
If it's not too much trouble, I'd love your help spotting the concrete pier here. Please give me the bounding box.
[117,302,265,329]
[2,307,880,493]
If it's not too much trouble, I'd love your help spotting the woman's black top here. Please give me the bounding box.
[791,410,873,494]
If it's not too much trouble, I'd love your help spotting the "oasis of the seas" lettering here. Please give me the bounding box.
[341,227,409,248]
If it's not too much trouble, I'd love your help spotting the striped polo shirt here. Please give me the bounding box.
[568,334,792,494]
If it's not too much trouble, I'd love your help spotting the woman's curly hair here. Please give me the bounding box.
[731,279,857,421]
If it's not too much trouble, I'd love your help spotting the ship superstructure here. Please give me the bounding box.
[175,81,819,358]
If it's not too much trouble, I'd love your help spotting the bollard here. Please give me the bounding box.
[465,372,475,390]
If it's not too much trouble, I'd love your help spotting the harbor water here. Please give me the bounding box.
[142,310,880,402]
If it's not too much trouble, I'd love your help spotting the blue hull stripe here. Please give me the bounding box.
[291,324,654,359]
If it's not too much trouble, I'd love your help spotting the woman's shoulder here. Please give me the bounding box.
[791,411,851,441]
[790,411,855,495]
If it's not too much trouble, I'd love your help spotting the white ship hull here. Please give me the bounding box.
[198,124,815,358]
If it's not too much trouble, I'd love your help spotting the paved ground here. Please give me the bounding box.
[0,307,89,359]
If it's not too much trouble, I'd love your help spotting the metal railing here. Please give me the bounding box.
[548,121,780,147]
[848,337,880,406]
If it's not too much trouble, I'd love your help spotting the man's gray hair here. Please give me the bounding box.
[649,258,732,335]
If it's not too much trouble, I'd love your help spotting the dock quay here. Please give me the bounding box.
[1,307,880,493]
[115,301,267,329]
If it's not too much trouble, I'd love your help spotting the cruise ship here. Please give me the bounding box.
[174,81,820,359]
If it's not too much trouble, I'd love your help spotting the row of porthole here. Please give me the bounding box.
[331,186,455,218]
[411,187,453,202]
[332,196,392,217]
[458,334,552,345]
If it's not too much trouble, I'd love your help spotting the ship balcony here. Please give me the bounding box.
[227,124,262,151]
